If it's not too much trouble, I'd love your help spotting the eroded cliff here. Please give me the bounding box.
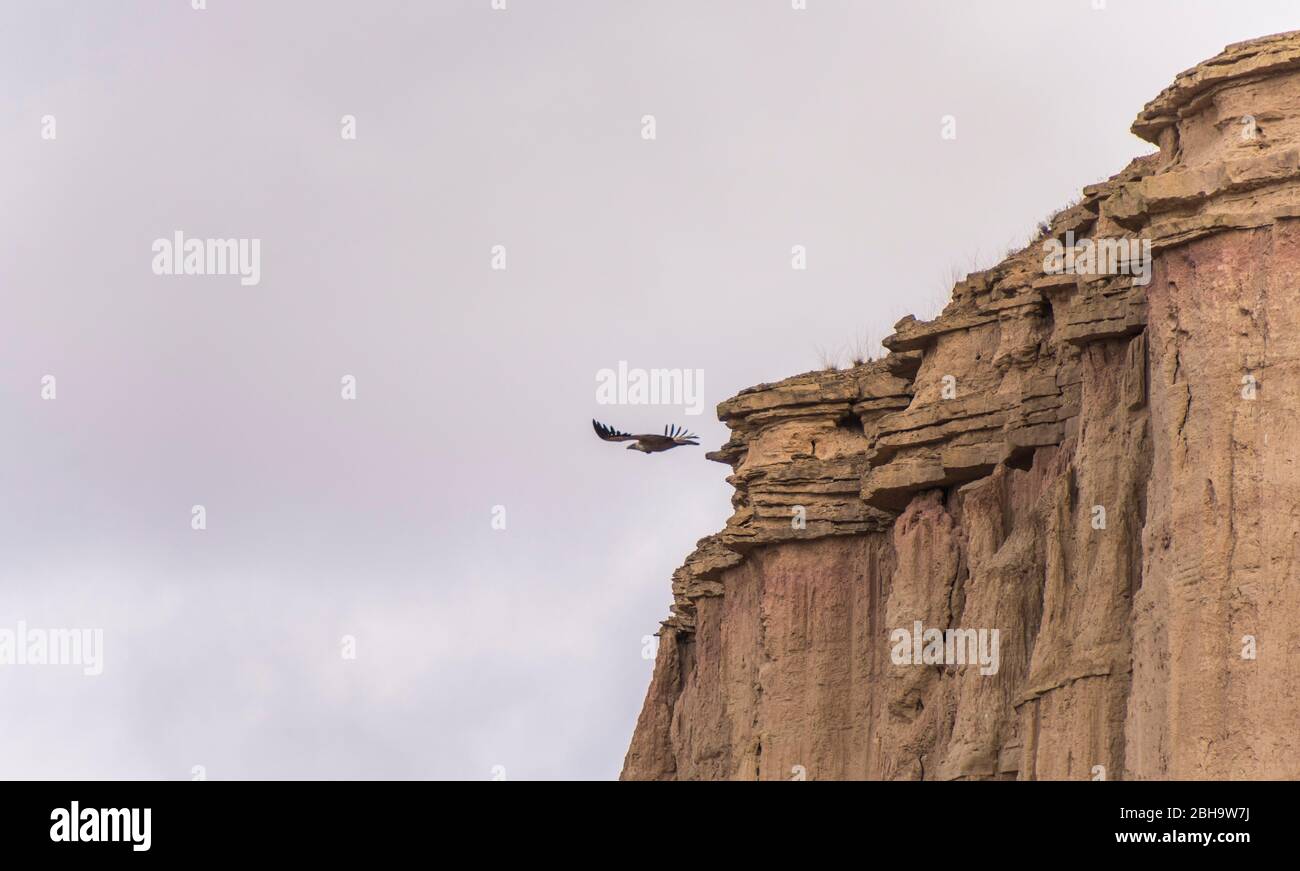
[623,32,1300,780]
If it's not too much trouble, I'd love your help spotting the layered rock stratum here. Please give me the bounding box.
[623,32,1300,780]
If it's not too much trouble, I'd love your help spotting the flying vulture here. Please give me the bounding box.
[592,419,700,454]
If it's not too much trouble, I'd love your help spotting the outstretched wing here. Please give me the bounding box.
[593,419,636,442]
[626,426,699,450]
[663,424,700,446]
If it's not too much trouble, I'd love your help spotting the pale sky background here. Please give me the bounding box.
[0,0,1295,780]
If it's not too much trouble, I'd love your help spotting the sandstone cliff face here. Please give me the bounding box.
[623,32,1300,780]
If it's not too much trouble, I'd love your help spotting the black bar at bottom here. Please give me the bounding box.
[0,780,1279,857]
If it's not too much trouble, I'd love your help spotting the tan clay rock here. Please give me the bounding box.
[624,32,1300,780]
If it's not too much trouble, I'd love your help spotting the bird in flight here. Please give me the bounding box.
[592,420,700,454]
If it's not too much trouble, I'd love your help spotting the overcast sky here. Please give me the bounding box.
[1,1,1296,780]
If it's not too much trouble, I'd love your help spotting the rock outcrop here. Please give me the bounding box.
[623,32,1300,780]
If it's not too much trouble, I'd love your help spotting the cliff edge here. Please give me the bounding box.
[623,32,1300,780]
